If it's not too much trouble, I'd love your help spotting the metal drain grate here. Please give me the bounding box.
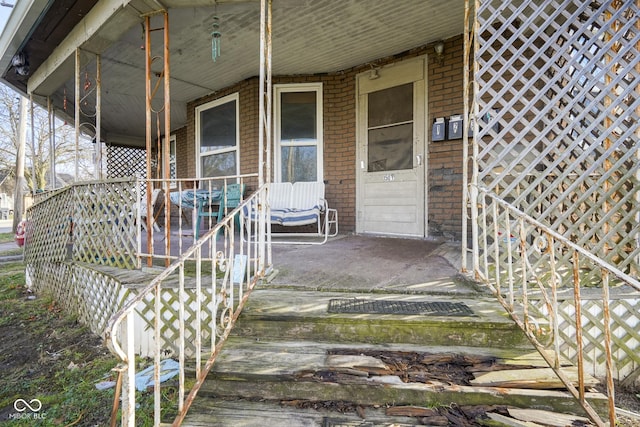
[327,299,474,317]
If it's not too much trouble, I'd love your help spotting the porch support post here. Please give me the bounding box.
[48,97,56,189]
[265,0,272,187]
[95,54,102,180]
[75,48,80,182]
[258,0,273,273]
[266,0,272,268]
[163,10,171,266]
[470,0,480,278]
[144,14,153,267]
[462,0,473,273]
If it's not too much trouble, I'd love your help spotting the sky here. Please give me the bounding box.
[0,3,12,34]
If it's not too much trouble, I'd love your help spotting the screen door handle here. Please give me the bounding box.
[416,155,422,166]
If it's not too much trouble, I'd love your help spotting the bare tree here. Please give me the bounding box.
[0,84,95,192]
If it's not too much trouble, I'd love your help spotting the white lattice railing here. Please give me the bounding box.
[104,184,269,426]
[475,188,640,427]
[25,187,75,264]
[25,178,140,269]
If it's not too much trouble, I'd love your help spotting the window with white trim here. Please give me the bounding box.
[196,93,239,179]
[163,134,177,188]
[274,83,323,183]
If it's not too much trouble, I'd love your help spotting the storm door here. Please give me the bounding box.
[356,57,426,236]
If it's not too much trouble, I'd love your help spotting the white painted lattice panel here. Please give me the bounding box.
[531,296,640,381]
[473,0,639,276]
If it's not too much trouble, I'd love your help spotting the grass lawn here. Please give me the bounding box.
[0,262,178,426]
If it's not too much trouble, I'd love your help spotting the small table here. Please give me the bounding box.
[169,189,222,236]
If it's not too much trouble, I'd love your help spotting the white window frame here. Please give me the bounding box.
[163,134,177,189]
[195,92,240,179]
[274,83,323,183]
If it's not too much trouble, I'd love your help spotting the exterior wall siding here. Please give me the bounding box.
[184,35,466,238]
[427,36,466,240]
[174,125,188,181]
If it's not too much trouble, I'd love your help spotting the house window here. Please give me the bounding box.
[196,93,239,179]
[163,134,177,188]
[275,83,323,183]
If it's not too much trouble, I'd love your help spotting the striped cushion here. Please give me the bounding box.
[281,206,321,226]
[246,182,325,227]
[269,209,286,225]
[243,206,289,225]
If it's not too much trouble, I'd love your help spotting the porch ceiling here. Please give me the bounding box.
[2,0,465,146]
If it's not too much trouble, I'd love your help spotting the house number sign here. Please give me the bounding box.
[383,174,396,182]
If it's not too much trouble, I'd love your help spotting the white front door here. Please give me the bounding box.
[356,57,427,237]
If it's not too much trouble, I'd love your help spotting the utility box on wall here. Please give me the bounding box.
[432,117,446,142]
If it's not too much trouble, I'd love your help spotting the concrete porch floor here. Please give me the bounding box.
[267,234,480,296]
[144,229,478,296]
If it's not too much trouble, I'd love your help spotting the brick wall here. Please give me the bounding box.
[320,73,357,232]
[184,34,466,238]
[427,35,467,240]
[174,126,188,181]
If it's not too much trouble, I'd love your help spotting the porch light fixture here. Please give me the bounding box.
[11,52,29,76]
[434,41,444,62]
[367,63,380,80]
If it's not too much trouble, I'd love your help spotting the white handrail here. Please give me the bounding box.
[105,184,269,426]
[476,187,640,427]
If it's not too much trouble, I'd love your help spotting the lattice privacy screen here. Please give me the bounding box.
[473,0,639,276]
[72,180,139,269]
[106,145,149,180]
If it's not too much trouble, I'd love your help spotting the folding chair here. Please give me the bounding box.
[195,183,244,237]
[140,188,163,232]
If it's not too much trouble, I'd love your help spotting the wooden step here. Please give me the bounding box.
[231,289,532,349]
[191,338,607,418]
[180,288,607,425]
[183,398,428,427]
[183,398,600,427]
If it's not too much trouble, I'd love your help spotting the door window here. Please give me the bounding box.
[367,83,414,172]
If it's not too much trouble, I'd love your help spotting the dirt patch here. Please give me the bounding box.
[0,267,117,425]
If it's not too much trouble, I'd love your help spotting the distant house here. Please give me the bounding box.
[0,169,12,195]
[0,170,13,219]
